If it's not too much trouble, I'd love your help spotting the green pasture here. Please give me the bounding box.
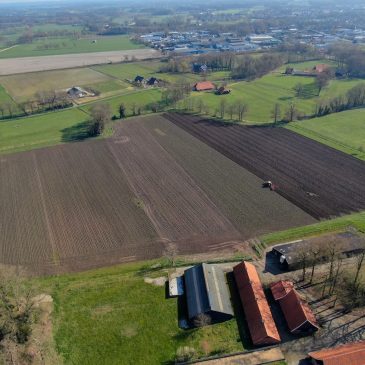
[0,68,113,102]
[37,261,245,365]
[81,88,162,117]
[0,85,20,117]
[261,211,365,246]
[286,109,365,160]
[0,35,144,58]
[0,108,88,154]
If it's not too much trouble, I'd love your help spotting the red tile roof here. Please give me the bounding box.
[233,262,281,346]
[314,64,329,73]
[309,340,365,365]
[194,81,215,91]
[270,281,294,301]
[271,281,318,333]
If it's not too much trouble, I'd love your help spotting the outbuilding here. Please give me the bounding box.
[270,281,319,335]
[308,340,365,365]
[233,261,281,346]
[184,263,234,324]
[193,81,215,92]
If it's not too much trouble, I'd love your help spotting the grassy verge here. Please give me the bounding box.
[261,211,365,246]
[36,260,246,365]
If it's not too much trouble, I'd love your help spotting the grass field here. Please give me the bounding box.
[185,71,364,123]
[36,261,245,365]
[0,68,115,102]
[261,211,365,246]
[0,85,18,116]
[0,35,144,59]
[0,108,88,154]
[287,109,365,161]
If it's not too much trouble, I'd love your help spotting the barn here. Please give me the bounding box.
[233,261,281,346]
[184,263,234,324]
[193,81,215,92]
[270,281,319,335]
[308,340,365,365]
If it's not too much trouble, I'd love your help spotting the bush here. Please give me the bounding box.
[176,346,196,363]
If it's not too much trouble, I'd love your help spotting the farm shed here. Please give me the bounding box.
[233,261,281,346]
[308,340,365,365]
[184,263,233,323]
[270,281,319,335]
[193,81,215,92]
[271,235,365,271]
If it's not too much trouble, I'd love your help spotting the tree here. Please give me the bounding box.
[285,102,298,122]
[353,249,365,287]
[271,103,281,124]
[5,102,14,118]
[0,103,5,118]
[298,248,308,282]
[119,103,126,119]
[236,101,247,122]
[293,83,304,97]
[163,242,178,267]
[131,102,137,116]
[89,103,112,136]
[316,71,331,95]
[219,99,226,119]
[309,245,322,284]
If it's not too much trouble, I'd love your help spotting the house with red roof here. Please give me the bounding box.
[193,81,215,92]
[233,261,281,346]
[308,340,365,365]
[270,280,319,335]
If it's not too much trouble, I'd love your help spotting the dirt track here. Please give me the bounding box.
[165,113,365,219]
[0,49,161,75]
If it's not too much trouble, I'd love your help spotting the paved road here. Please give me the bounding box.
[0,49,161,75]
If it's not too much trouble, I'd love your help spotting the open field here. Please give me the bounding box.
[0,85,19,116]
[0,49,161,75]
[0,115,312,273]
[38,261,245,365]
[0,109,89,154]
[0,35,144,59]
[0,68,117,102]
[165,113,365,219]
[287,109,365,161]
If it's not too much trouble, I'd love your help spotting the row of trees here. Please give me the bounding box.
[314,83,365,117]
[298,237,365,311]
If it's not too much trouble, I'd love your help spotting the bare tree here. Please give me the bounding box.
[0,103,5,118]
[298,248,308,282]
[236,101,247,122]
[353,250,365,287]
[119,103,126,119]
[5,102,14,118]
[285,102,298,122]
[293,83,304,97]
[163,242,178,267]
[219,99,226,119]
[271,103,281,124]
[309,245,322,284]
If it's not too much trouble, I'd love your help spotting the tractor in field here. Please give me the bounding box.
[262,180,277,191]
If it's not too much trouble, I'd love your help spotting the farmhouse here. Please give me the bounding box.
[184,263,234,323]
[271,236,365,271]
[233,261,281,346]
[67,86,94,99]
[270,281,319,334]
[146,77,159,86]
[193,81,215,92]
[308,340,365,365]
[192,63,208,73]
[134,75,145,83]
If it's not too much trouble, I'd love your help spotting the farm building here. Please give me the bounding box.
[313,64,329,73]
[192,63,208,73]
[233,261,281,346]
[271,235,365,271]
[67,86,93,98]
[193,81,215,92]
[216,86,231,95]
[146,77,159,86]
[134,75,145,83]
[270,281,319,334]
[184,263,234,323]
[308,340,365,365]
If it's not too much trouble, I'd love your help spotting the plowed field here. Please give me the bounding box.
[0,115,314,274]
[164,113,365,219]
